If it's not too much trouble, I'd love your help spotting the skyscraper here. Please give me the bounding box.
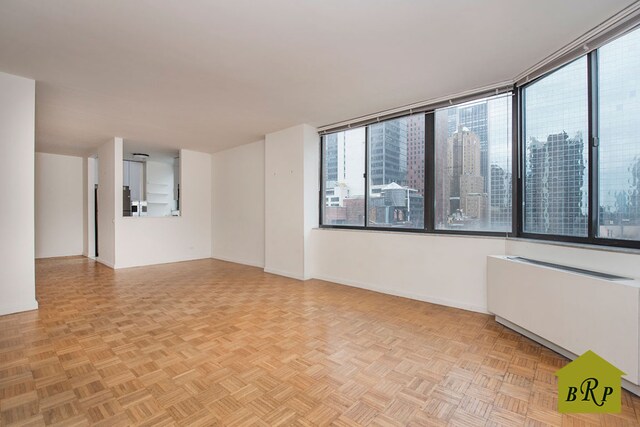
[325,133,338,182]
[449,102,489,191]
[447,126,486,222]
[525,131,587,235]
[441,97,512,230]
[490,164,512,228]
[406,115,425,196]
[323,129,366,225]
[368,119,407,186]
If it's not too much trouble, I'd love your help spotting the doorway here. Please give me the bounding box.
[87,155,98,259]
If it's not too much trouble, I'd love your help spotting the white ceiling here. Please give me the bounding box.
[0,0,635,156]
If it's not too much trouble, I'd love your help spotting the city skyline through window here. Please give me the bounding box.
[523,57,589,237]
[435,95,512,232]
[320,27,640,248]
[322,128,365,226]
[367,115,425,229]
[598,27,640,241]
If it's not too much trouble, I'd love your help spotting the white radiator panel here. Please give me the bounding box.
[487,255,640,386]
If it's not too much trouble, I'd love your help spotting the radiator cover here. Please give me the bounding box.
[487,255,640,387]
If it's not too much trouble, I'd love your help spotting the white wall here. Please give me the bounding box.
[309,232,640,314]
[303,125,320,277]
[310,229,506,313]
[0,72,37,316]
[208,125,640,317]
[96,137,120,268]
[264,124,318,279]
[212,140,265,267]
[35,152,84,258]
[115,149,211,268]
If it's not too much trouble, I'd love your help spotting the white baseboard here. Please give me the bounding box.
[313,274,488,314]
[496,316,640,397]
[35,253,83,260]
[211,255,264,269]
[0,299,39,317]
[114,255,211,269]
[263,268,306,281]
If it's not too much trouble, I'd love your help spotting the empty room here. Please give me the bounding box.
[2,1,640,426]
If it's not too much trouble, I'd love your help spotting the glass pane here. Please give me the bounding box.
[598,28,640,241]
[434,95,512,232]
[367,115,425,228]
[523,58,589,237]
[322,128,366,226]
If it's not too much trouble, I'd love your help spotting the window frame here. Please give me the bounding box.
[517,47,640,250]
[319,25,640,249]
[366,114,426,231]
[519,56,591,241]
[319,119,429,234]
[319,95,515,238]
[319,126,368,228]
[433,95,514,235]
[319,27,640,249]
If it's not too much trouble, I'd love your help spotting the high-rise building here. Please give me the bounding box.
[323,130,365,203]
[490,164,512,228]
[325,133,338,182]
[525,131,587,235]
[366,117,425,228]
[368,119,407,186]
[447,126,486,221]
[322,130,366,226]
[449,103,489,191]
[435,111,450,224]
[442,98,512,230]
[406,115,425,196]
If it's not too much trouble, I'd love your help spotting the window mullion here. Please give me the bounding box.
[319,135,325,226]
[425,113,435,232]
[587,50,600,240]
[513,86,522,237]
[364,126,369,228]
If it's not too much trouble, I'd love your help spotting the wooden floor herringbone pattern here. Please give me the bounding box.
[0,257,638,426]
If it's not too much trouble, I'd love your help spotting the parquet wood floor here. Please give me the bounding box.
[1,257,638,426]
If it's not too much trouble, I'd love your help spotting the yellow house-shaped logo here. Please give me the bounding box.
[555,350,625,413]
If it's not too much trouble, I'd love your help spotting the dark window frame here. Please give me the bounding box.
[433,96,514,235]
[319,96,514,237]
[518,48,640,250]
[519,56,590,241]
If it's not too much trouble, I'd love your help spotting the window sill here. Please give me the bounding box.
[314,226,507,240]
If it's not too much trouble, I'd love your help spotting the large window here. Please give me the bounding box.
[435,95,512,232]
[523,58,589,237]
[367,115,424,229]
[598,28,640,241]
[322,128,366,226]
[320,103,510,232]
[521,25,640,246]
[319,26,640,247]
